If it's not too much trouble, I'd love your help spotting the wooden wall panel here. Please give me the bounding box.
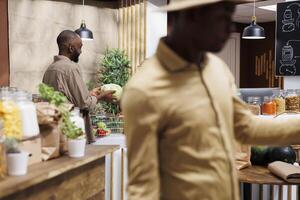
[118,0,147,74]
[238,22,283,89]
[0,0,9,86]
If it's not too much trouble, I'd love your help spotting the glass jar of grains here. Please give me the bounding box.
[273,90,286,115]
[285,89,299,112]
[262,96,276,115]
[247,96,261,115]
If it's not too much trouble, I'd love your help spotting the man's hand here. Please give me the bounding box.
[90,88,117,103]
[98,90,117,102]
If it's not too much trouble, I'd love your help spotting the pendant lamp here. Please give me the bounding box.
[75,0,93,41]
[242,0,266,39]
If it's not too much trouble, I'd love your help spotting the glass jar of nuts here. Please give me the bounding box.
[247,96,261,115]
[285,89,299,112]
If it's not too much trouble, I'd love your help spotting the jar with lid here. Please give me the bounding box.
[262,96,276,115]
[70,107,85,132]
[0,119,7,179]
[0,91,22,139]
[273,90,286,115]
[247,96,261,115]
[285,89,299,112]
[14,91,40,139]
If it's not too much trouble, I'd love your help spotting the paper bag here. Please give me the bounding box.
[36,102,61,125]
[235,142,251,170]
[268,161,300,183]
[39,123,60,160]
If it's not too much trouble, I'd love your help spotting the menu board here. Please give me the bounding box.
[276,1,300,76]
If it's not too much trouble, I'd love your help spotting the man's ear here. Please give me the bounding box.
[69,45,74,53]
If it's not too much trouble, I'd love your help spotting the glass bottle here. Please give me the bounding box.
[285,89,299,112]
[262,96,276,115]
[273,90,286,115]
[247,96,261,115]
[70,107,85,133]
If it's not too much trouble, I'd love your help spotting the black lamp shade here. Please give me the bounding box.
[242,20,266,39]
[75,21,93,41]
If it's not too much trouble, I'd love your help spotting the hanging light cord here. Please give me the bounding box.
[253,0,256,17]
[252,0,256,22]
[82,0,85,23]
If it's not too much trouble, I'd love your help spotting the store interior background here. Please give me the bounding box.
[0,0,299,91]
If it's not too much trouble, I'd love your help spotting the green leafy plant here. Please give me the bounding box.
[38,83,67,106]
[100,48,131,87]
[4,137,20,154]
[95,48,131,115]
[38,84,84,139]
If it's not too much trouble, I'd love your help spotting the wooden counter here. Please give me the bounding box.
[238,165,300,200]
[0,145,119,200]
[238,165,294,185]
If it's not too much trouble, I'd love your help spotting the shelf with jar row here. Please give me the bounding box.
[244,89,300,116]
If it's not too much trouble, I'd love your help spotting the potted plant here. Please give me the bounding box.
[62,111,86,158]
[38,83,87,158]
[4,137,29,176]
[89,48,131,115]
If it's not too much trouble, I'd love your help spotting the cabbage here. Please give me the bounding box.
[101,84,123,100]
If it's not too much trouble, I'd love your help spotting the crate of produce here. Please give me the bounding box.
[91,115,124,135]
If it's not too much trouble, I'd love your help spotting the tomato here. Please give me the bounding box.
[97,129,108,136]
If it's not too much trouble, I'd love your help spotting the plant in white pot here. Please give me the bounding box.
[62,111,86,158]
[38,84,86,158]
[4,137,29,176]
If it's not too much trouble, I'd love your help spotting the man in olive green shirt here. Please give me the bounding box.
[121,1,300,200]
[43,30,114,110]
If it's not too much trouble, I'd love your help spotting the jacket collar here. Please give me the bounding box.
[54,55,71,62]
[156,39,207,72]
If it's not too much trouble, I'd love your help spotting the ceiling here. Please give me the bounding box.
[233,0,286,23]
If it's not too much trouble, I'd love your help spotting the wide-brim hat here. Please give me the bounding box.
[159,0,254,12]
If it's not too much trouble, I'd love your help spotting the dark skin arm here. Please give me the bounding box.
[90,88,117,103]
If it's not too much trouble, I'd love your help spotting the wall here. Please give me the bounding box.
[118,0,147,74]
[0,0,9,86]
[238,22,284,88]
[146,0,167,58]
[8,0,118,93]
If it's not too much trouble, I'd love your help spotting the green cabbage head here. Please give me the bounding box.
[101,84,123,100]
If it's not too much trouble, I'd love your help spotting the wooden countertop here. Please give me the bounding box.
[238,165,296,185]
[0,145,119,199]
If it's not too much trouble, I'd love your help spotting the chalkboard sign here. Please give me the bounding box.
[276,1,300,76]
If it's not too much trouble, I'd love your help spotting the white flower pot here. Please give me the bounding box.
[7,152,29,176]
[68,138,86,158]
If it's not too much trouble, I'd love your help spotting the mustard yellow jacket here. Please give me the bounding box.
[121,40,300,200]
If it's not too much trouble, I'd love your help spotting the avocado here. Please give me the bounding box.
[268,146,296,164]
[251,146,269,166]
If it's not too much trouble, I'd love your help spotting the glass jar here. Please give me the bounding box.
[273,90,286,115]
[0,91,22,139]
[247,96,261,115]
[14,91,40,139]
[285,89,299,112]
[262,96,276,115]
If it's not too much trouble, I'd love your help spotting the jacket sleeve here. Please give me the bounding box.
[121,88,161,200]
[234,96,300,145]
[62,68,97,110]
[223,65,300,145]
